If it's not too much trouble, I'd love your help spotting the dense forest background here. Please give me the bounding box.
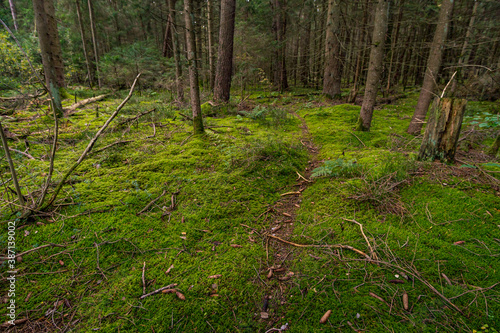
[1,0,499,104]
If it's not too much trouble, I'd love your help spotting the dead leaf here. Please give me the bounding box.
[59,260,64,266]
[175,291,185,300]
[208,274,222,279]
[320,310,332,324]
[230,244,242,248]
[453,241,465,245]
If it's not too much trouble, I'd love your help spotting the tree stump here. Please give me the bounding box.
[418,97,467,163]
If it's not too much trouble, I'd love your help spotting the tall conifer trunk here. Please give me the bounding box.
[213,0,236,102]
[322,0,342,99]
[407,0,454,135]
[356,0,388,131]
[33,0,65,117]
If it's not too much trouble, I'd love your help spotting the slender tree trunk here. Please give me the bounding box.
[8,0,18,31]
[33,0,65,118]
[408,0,454,135]
[299,2,311,87]
[76,0,93,88]
[162,0,174,58]
[184,0,204,134]
[385,0,404,95]
[207,0,215,90]
[213,0,236,102]
[356,0,389,131]
[450,0,478,95]
[168,0,183,101]
[322,0,342,99]
[272,0,288,92]
[88,0,101,88]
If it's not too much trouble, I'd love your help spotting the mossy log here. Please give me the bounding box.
[418,97,467,163]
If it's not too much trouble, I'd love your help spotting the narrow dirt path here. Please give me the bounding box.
[255,111,321,328]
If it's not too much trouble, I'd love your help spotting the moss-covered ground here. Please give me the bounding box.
[1,87,499,332]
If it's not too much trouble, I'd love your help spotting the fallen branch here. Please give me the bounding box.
[41,73,141,210]
[280,191,301,196]
[137,189,167,216]
[14,243,66,259]
[296,171,312,183]
[116,108,156,127]
[0,146,36,160]
[267,234,370,259]
[139,283,178,299]
[342,218,377,260]
[348,131,366,147]
[65,94,109,115]
[142,261,146,295]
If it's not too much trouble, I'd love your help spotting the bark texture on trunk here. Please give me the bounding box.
[272,0,288,92]
[299,2,311,87]
[76,0,93,88]
[184,0,204,134]
[322,0,342,99]
[88,0,101,88]
[418,98,467,163]
[168,0,183,101]
[407,0,454,135]
[9,0,18,31]
[207,0,215,90]
[213,0,236,102]
[356,0,388,131]
[33,0,65,117]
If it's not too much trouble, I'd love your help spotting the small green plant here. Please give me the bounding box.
[473,324,498,333]
[311,158,361,178]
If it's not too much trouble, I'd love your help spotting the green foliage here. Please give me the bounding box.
[99,42,164,88]
[0,31,40,90]
[311,158,361,178]
[240,105,292,127]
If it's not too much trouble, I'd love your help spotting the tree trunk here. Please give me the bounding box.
[418,98,467,163]
[356,0,388,131]
[407,0,454,135]
[33,0,65,118]
[76,0,93,88]
[8,0,18,31]
[272,0,288,92]
[88,0,101,88]
[213,0,236,102]
[207,0,215,90]
[450,0,478,95]
[168,0,183,101]
[184,0,204,134]
[322,0,342,99]
[299,2,311,87]
[162,0,174,58]
[385,0,404,96]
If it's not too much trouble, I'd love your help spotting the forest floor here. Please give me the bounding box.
[1,87,500,332]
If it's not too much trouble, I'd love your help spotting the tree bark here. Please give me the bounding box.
[213,0,236,102]
[418,98,467,163]
[33,0,65,118]
[184,0,204,134]
[299,1,311,87]
[88,0,101,88]
[76,0,93,88]
[407,0,454,135]
[168,0,183,101]
[272,0,288,92]
[8,0,18,31]
[356,0,388,131]
[450,0,478,95]
[322,0,342,99]
[162,0,174,58]
[207,0,215,90]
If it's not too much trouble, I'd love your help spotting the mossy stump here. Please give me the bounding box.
[418,97,467,163]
